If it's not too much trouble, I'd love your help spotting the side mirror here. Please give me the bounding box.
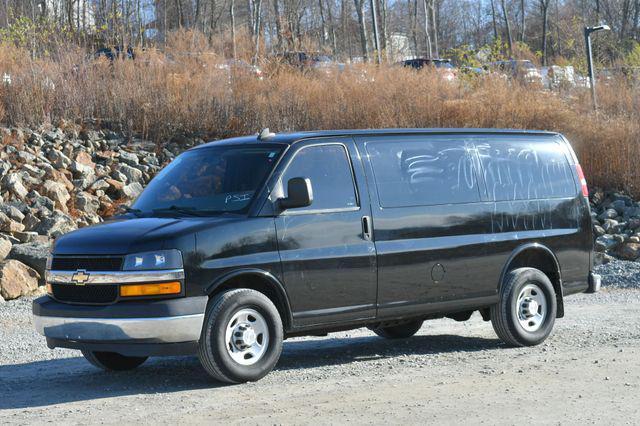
[279,177,313,210]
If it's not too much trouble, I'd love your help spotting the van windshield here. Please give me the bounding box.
[132,145,284,215]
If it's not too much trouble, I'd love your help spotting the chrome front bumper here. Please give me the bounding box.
[34,313,204,343]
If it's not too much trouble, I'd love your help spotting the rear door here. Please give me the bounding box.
[271,138,377,327]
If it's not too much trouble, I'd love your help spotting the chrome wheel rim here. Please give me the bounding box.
[516,283,547,332]
[225,308,269,366]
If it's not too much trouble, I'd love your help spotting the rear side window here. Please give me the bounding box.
[476,138,575,201]
[366,138,481,207]
[279,144,358,211]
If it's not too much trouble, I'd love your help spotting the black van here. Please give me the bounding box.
[33,129,600,383]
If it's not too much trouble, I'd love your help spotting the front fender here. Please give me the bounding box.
[204,268,293,327]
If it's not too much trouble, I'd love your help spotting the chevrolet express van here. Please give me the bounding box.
[33,129,600,383]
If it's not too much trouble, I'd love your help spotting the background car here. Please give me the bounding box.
[94,46,136,61]
[215,59,263,80]
[488,60,543,85]
[398,58,457,82]
[274,51,345,75]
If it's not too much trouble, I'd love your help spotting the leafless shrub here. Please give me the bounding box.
[0,40,639,194]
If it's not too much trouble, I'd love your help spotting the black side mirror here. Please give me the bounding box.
[279,177,313,210]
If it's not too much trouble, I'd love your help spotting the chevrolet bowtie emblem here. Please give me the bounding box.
[71,270,90,285]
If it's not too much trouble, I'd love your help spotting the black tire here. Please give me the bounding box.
[369,319,424,339]
[81,351,148,371]
[490,267,557,347]
[198,289,283,384]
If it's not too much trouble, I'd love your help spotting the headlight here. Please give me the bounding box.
[122,249,183,271]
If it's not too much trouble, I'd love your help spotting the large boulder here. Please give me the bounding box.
[36,211,77,237]
[0,211,25,233]
[42,181,71,212]
[70,160,95,181]
[47,149,71,168]
[0,204,25,222]
[0,238,11,261]
[122,182,143,199]
[8,241,51,280]
[2,173,28,200]
[75,192,100,215]
[117,164,143,184]
[118,151,139,166]
[602,219,620,234]
[0,260,39,300]
[594,235,619,252]
[75,151,95,168]
[618,243,640,261]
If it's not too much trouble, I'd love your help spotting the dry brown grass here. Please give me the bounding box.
[0,40,639,194]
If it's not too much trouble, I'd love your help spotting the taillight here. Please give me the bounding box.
[576,164,588,197]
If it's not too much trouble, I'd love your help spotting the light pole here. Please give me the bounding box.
[370,0,382,64]
[584,24,610,111]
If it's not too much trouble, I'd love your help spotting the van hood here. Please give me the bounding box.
[53,215,239,255]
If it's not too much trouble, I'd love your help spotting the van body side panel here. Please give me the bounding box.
[356,133,591,320]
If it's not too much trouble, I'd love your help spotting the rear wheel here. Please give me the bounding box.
[82,351,148,371]
[369,319,424,339]
[198,289,283,383]
[491,267,557,347]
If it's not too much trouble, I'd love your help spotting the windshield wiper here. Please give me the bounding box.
[151,206,232,217]
[152,205,209,216]
[121,206,143,216]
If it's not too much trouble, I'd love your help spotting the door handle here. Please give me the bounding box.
[362,216,372,241]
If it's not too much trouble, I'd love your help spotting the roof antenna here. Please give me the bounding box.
[258,128,276,141]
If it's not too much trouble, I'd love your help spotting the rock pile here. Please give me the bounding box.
[0,125,199,301]
[590,188,640,264]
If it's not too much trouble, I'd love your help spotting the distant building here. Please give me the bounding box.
[388,33,414,62]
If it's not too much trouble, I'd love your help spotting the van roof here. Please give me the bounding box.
[194,128,561,149]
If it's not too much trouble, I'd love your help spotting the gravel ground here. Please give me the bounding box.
[595,259,640,289]
[1,289,640,425]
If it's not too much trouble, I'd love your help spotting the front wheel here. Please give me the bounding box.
[491,267,557,347]
[82,351,148,371]
[198,289,283,383]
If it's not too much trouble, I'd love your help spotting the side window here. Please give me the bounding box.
[366,138,481,207]
[476,138,576,201]
[280,144,358,211]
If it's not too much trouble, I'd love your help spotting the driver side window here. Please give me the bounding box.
[280,144,358,211]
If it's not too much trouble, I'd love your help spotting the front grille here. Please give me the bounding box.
[51,256,123,271]
[51,283,118,304]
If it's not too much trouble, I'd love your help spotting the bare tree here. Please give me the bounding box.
[429,0,438,58]
[540,0,550,65]
[353,0,369,60]
[422,0,432,58]
[520,0,526,42]
[500,0,514,56]
[490,0,499,41]
[230,0,237,58]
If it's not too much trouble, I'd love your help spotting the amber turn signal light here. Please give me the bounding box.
[120,281,181,297]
